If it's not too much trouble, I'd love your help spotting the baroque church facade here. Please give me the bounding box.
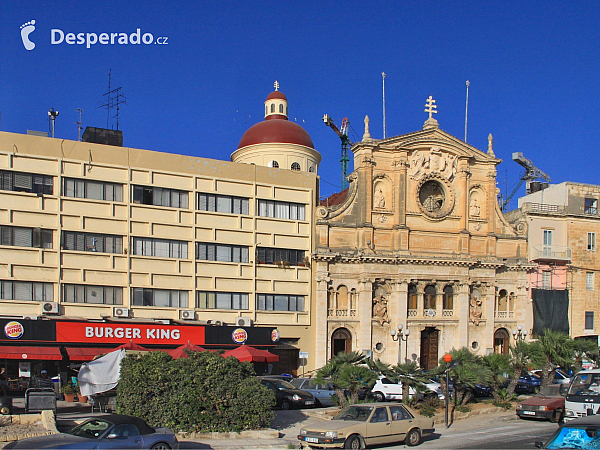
[313,101,531,369]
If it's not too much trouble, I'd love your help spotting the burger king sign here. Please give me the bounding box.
[4,321,24,339]
[232,328,248,344]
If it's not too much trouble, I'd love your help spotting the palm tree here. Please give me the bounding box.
[505,340,541,397]
[314,351,375,407]
[440,348,492,409]
[533,329,576,388]
[366,358,429,404]
[482,353,511,400]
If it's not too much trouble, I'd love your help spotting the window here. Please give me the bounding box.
[257,200,305,220]
[291,162,301,171]
[196,291,249,309]
[443,285,453,310]
[268,161,279,168]
[585,198,598,215]
[543,230,553,246]
[586,311,594,330]
[279,104,283,113]
[133,237,187,259]
[62,231,123,254]
[408,284,417,310]
[257,247,305,266]
[198,193,249,215]
[271,104,275,113]
[588,233,596,251]
[63,178,122,201]
[132,288,188,308]
[132,185,188,208]
[0,225,52,248]
[63,284,122,304]
[0,170,53,195]
[196,243,249,262]
[424,285,436,309]
[257,294,304,311]
[1,280,53,301]
[308,166,315,173]
[542,271,551,289]
[587,272,594,290]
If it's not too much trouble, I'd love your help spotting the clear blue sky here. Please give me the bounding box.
[1,1,598,205]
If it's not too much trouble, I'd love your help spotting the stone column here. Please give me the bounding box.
[358,278,374,355]
[456,282,470,348]
[388,280,409,364]
[483,283,497,352]
[315,269,331,368]
[416,282,425,318]
[434,280,443,318]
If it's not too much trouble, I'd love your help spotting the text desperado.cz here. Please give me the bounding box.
[51,29,168,48]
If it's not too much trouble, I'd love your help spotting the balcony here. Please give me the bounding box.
[531,245,571,263]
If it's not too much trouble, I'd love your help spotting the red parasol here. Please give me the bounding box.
[167,341,206,359]
[114,340,150,352]
[222,345,279,363]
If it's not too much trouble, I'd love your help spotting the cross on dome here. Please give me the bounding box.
[424,96,438,119]
[274,80,280,91]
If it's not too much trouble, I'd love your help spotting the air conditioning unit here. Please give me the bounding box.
[236,317,253,327]
[207,319,223,326]
[41,302,59,315]
[113,307,130,318]
[179,310,195,320]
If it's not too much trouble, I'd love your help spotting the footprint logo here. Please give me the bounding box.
[20,20,36,50]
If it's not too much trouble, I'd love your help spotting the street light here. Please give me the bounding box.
[443,353,452,428]
[512,325,528,341]
[390,324,410,364]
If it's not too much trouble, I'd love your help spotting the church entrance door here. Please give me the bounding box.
[420,327,439,370]
[494,328,510,355]
[331,328,352,357]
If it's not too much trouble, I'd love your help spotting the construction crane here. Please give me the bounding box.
[323,114,353,190]
[499,152,551,211]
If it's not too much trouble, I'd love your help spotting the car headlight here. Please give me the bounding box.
[300,429,307,435]
[537,406,549,411]
[325,431,338,439]
[566,410,575,417]
[292,394,301,401]
[516,404,523,410]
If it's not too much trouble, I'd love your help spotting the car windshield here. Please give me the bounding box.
[568,373,600,396]
[268,379,296,390]
[539,385,564,397]
[68,419,112,439]
[334,406,374,422]
[546,426,600,449]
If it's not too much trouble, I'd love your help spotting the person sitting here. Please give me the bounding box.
[38,370,54,390]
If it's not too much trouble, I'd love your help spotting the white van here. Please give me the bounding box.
[564,369,600,422]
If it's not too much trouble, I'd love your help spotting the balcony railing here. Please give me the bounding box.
[531,244,571,262]
[328,308,357,318]
[495,311,515,319]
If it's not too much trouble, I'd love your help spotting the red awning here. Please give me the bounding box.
[65,347,115,361]
[0,346,62,360]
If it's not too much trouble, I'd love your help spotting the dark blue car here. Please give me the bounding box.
[516,374,542,394]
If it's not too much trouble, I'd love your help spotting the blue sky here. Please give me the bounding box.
[1,1,598,204]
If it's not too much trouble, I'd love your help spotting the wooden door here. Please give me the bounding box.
[420,328,439,370]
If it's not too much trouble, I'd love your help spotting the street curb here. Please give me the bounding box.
[178,429,280,440]
[0,411,58,444]
[433,405,511,424]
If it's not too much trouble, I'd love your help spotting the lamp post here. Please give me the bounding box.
[443,353,452,428]
[390,324,410,364]
[512,325,528,341]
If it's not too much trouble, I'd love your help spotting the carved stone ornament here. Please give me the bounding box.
[416,174,456,220]
[372,294,390,326]
[409,147,458,181]
[316,206,329,219]
[469,292,483,326]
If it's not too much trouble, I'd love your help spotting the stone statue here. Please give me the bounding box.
[470,293,483,326]
[470,198,481,217]
[374,187,386,208]
[372,294,389,326]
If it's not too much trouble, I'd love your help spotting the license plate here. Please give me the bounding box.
[305,401,314,405]
[523,411,536,415]
[305,437,319,443]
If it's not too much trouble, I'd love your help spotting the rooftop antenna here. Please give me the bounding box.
[76,108,83,141]
[464,80,470,143]
[48,108,59,138]
[382,72,386,139]
[99,69,126,130]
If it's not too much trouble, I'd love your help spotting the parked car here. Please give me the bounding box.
[290,378,337,407]
[531,369,572,385]
[4,414,179,449]
[371,376,443,402]
[259,377,315,410]
[535,414,600,449]
[516,384,566,422]
[515,374,542,394]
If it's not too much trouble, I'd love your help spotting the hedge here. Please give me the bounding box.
[117,350,275,432]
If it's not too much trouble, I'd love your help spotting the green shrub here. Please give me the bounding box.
[117,350,275,433]
[492,400,513,410]
[60,384,76,394]
[418,405,437,417]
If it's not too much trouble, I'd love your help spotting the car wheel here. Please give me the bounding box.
[150,443,171,450]
[344,434,363,449]
[405,428,421,446]
[373,391,385,402]
[281,399,292,410]
[551,409,563,424]
[0,407,10,415]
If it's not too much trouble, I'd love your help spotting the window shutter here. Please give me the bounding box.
[14,173,31,190]
[15,227,33,247]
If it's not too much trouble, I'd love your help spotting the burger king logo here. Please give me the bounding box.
[232,328,248,344]
[4,321,24,339]
[271,329,280,342]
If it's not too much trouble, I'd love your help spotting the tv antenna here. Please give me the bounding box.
[99,69,126,130]
[48,108,59,138]
[76,108,83,141]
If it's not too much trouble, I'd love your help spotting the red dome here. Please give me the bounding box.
[238,119,314,149]
[266,91,287,101]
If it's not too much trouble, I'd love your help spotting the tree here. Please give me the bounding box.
[505,340,541,397]
[367,358,430,404]
[533,329,577,388]
[314,351,376,408]
[482,352,511,401]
